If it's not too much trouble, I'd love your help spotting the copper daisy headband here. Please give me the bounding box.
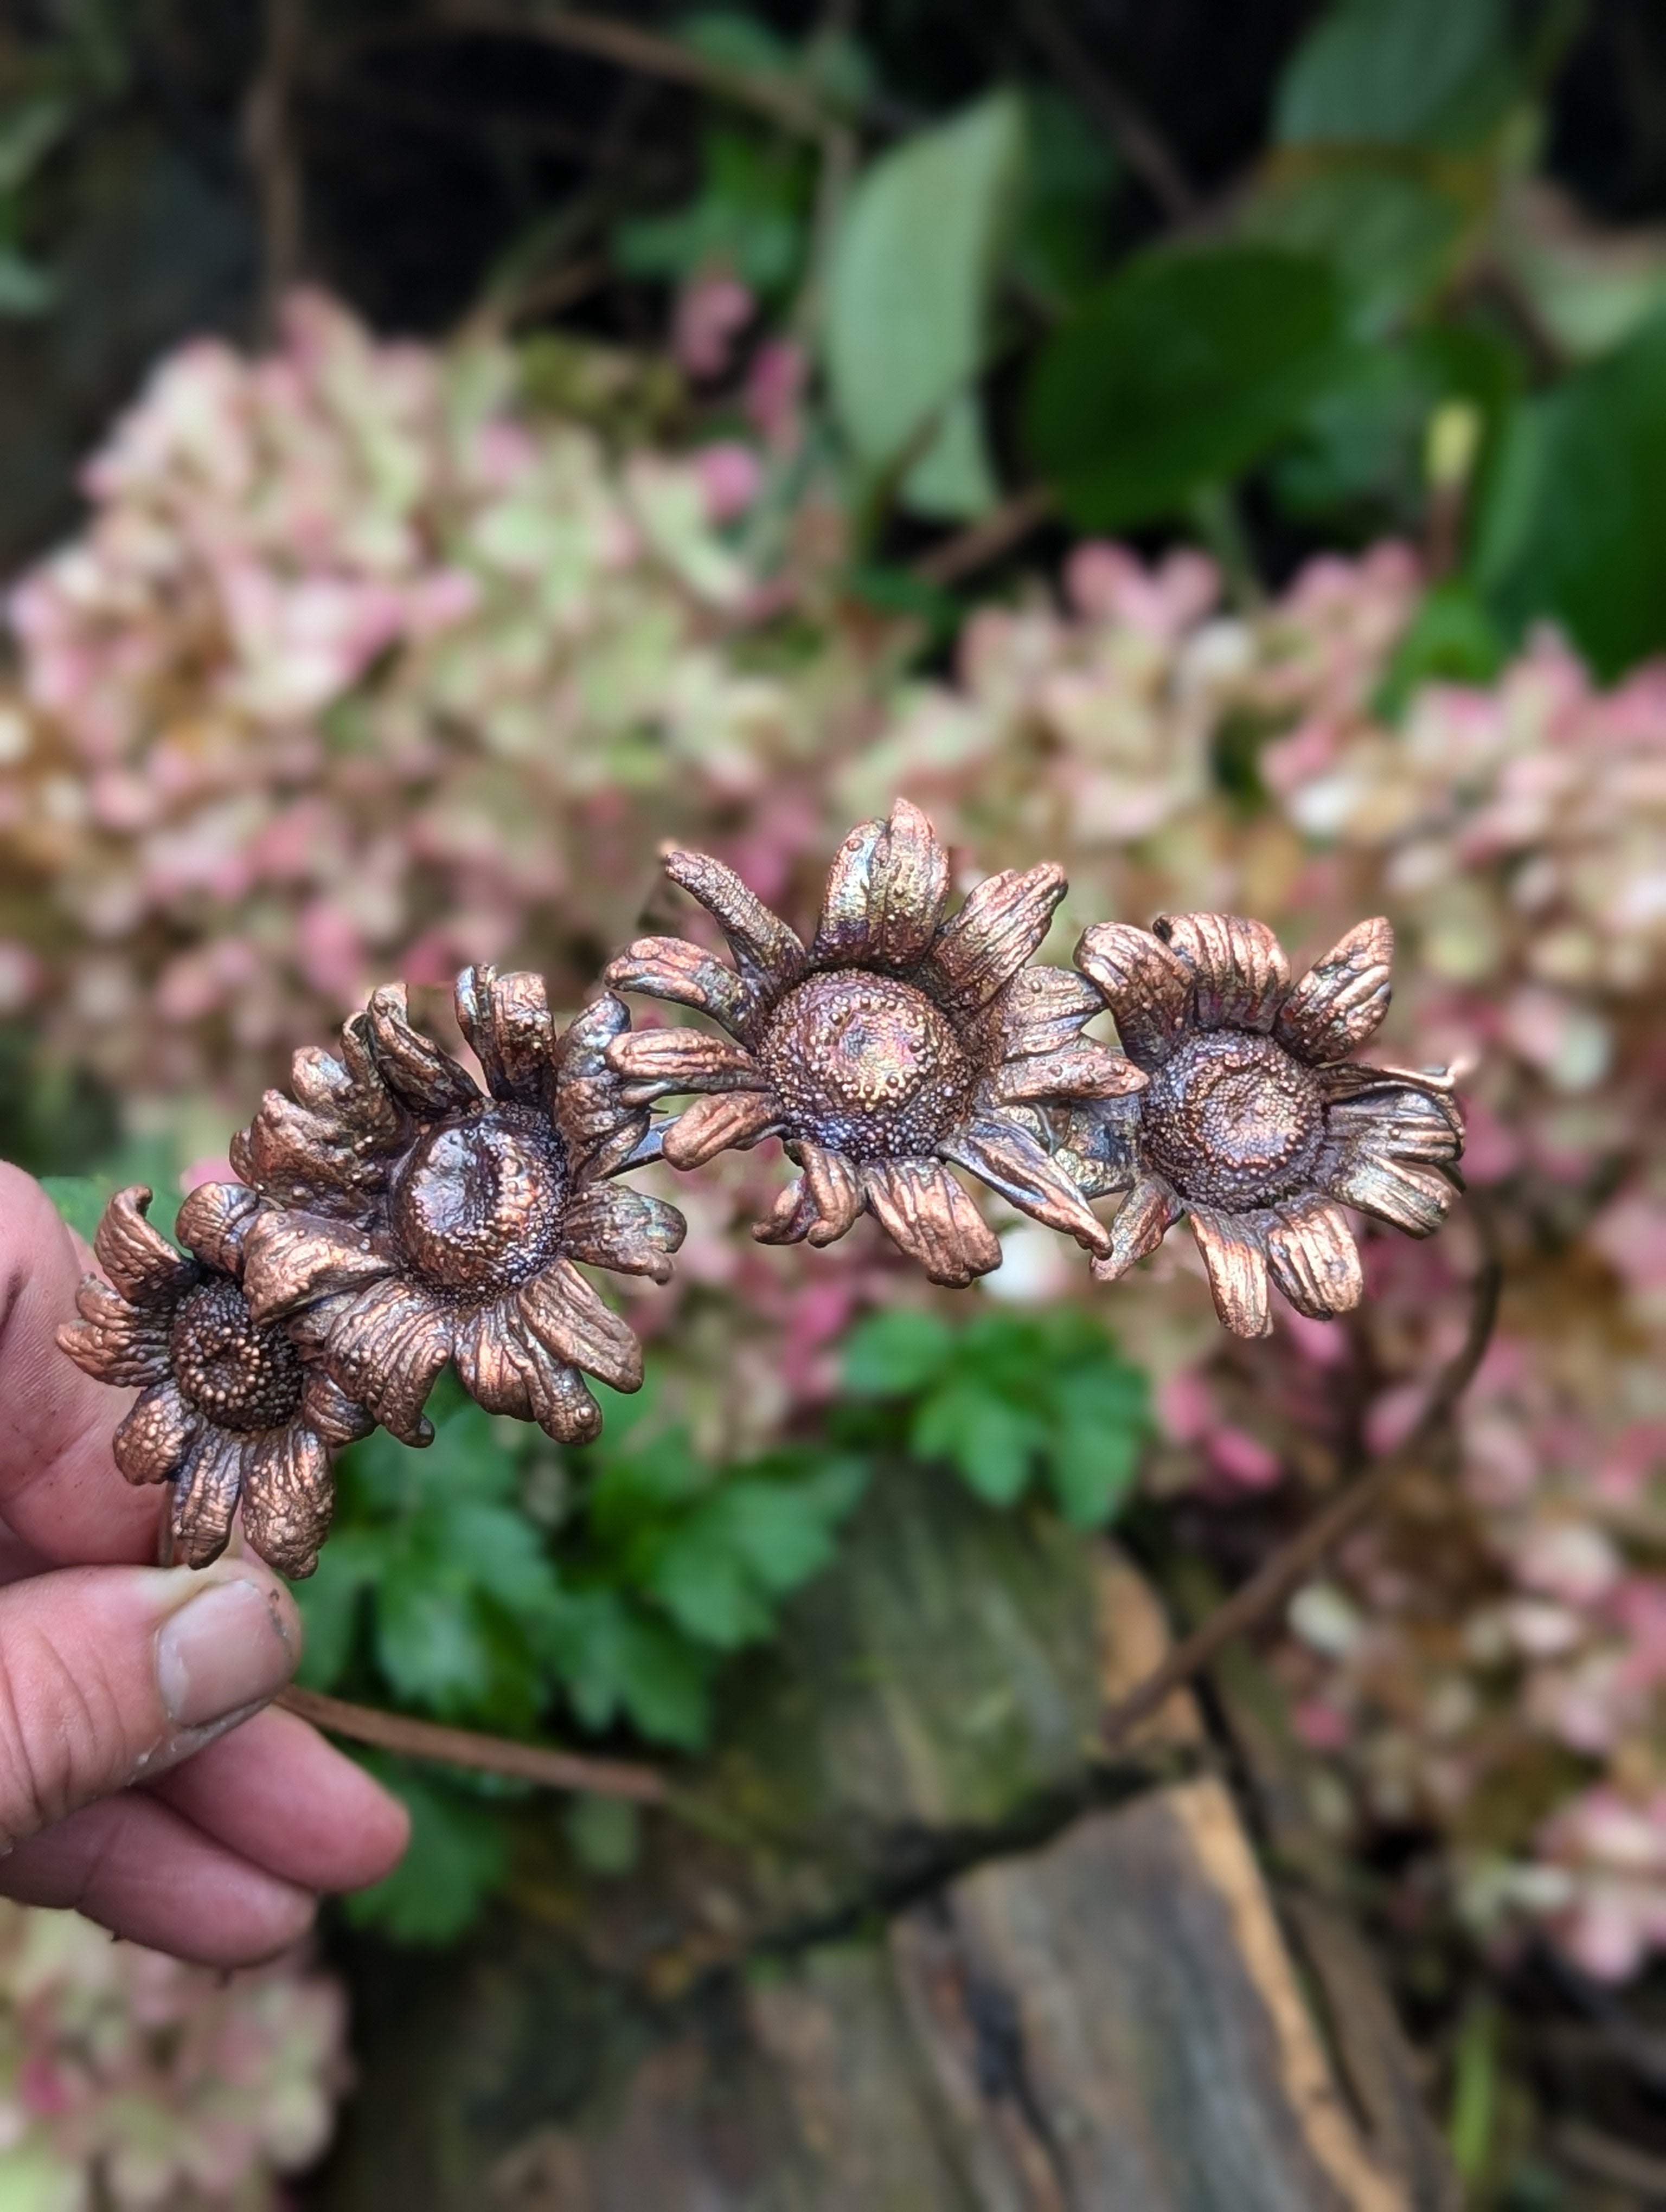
[57,798,1466,1581]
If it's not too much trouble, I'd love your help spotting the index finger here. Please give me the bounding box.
[0,1162,163,1566]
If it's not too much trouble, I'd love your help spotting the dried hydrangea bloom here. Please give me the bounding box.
[232,966,682,1448]
[56,1183,371,1577]
[603,798,1144,1287]
[1071,914,1464,1338]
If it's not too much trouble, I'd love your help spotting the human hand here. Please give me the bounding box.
[0,1162,408,1965]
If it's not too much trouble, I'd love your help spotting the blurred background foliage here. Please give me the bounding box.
[3,0,1666,2203]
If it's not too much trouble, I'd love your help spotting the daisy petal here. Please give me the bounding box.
[605,1026,767,1105]
[233,1089,395,1216]
[454,965,555,1108]
[518,1260,643,1392]
[1091,1175,1181,1284]
[171,1432,246,1570]
[1054,1098,1143,1203]
[995,966,1104,1059]
[816,798,949,970]
[113,1381,200,1487]
[994,1045,1146,1105]
[812,815,885,964]
[663,849,808,999]
[604,936,757,1042]
[554,993,648,1175]
[1188,1207,1273,1338]
[560,1185,687,1283]
[57,1279,171,1387]
[928,864,1067,1018]
[93,1187,193,1304]
[454,1301,603,1443]
[299,1368,376,1451]
[1152,913,1290,1034]
[292,1279,451,1445]
[862,1159,1002,1287]
[242,1211,394,1323]
[240,1424,334,1580]
[1319,1149,1454,1238]
[751,1179,817,1246]
[661,1089,781,1170]
[367,985,480,1115]
[940,1115,1112,1256]
[1265,1196,1363,1321]
[175,1182,264,1275]
[1074,924,1193,1070]
[799,1139,863,1246]
[1276,918,1394,1064]
[1319,1070,1464,1165]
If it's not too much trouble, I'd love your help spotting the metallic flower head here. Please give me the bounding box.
[1071,913,1464,1338]
[56,1184,372,1577]
[602,798,1146,1287]
[229,967,684,1448]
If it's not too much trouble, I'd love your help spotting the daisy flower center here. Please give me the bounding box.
[1143,1032,1323,1209]
[390,1103,570,1297]
[169,1277,305,1432]
[760,969,978,1161]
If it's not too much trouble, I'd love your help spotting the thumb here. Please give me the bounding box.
[0,1559,300,1850]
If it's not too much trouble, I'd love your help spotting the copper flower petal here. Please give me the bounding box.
[862,1159,1002,1287]
[293,1278,451,1445]
[928,864,1067,1020]
[1074,924,1193,1070]
[1090,1175,1181,1284]
[57,1278,172,1388]
[175,1181,264,1276]
[367,984,480,1116]
[752,1179,817,1246]
[299,1367,376,1451]
[812,814,885,964]
[1319,1073,1464,1165]
[171,1431,246,1570]
[1265,1195,1363,1321]
[799,1139,864,1246]
[241,1211,394,1323]
[996,966,1109,1059]
[553,992,649,1177]
[1054,1098,1143,1204]
[240,1424,334,1579]
[93,1187,195,1304]
[940,1116,1112,1256]
[1319,1149,1454,1239]
[994,1045,1147,1105]
[289,1042,364,1117]
[605,1026,767,1106]
[233,1090,394,1217]
[454,964,555,1108]
[661,1089,782,1170]
[604,936,757,1043]
[1153,914,1290,1034]
[1276,918,1394,1064]
[1188,1207,1273,1339]
[815,798,950,970]
[454,1300,602,1443]
[518,1261,643,1393]
[663,848,808,1000]
[113,1380,201,1487]
[560,1184,687,1283]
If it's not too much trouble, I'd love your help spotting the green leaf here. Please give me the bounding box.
[544,1590,712,1751]
[1024,246,1352,530]
[1473,311,1666,678]
[293,1532,382,1690]
[1012,87,1119,314]
[0,247,55,319]
[564,1793,641,1877]
[1276,0,1514,150]
[0,96,70,196]
[912,1381,1041,1507]
[39,1175,115,1248]
[1046,1369,1148,1528]
[1242,163,1468,336]
[343,1767,509,1945]
[842,1308,956,1397]
[826,91,1024,519]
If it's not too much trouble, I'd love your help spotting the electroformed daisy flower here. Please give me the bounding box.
[1071,913,1464,1338]
[602,799,1145,1287]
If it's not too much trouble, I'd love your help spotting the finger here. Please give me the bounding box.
[0,1558,299,1848]
[0,1791,315,1966]
[0,1163,162,1565]
[149,1703,410,1893]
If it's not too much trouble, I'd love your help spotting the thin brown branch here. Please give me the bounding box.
[1021,0,1196,223]
[279,1684,669,1804]
[1103,1207,1502,1751]
[911,486,1055,589]
[244,0,307,338]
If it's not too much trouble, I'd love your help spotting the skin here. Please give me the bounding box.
[0,1162,408,1966]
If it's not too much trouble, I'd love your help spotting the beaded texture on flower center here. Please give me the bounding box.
[759,969,979,1161]
[168,1277,305,1432]
[1142,1031,1324,1209]
[389,1103,571,1297]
